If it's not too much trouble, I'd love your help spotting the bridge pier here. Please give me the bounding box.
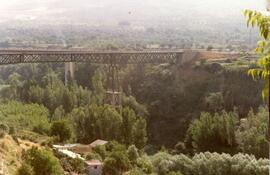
[65,62,75,85]
[104,64,122,106]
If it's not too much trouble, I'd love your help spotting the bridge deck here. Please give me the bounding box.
[0,50,183,65]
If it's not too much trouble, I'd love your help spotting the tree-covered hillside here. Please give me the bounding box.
[0,57,266,174]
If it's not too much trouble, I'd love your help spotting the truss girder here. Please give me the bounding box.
[0,51,183,65]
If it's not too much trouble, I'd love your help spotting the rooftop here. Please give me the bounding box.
[89,139,108,148]
[58,149,85,160]
[85,159,103,166]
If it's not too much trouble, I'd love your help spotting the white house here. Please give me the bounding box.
[85,159,103,175]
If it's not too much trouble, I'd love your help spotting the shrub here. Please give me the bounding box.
[54,150,84,173]
[204,92,224,112]
[50,120,71,143]
[17,163,34,175]
[92,145,107,160]
[86,152,102,161]
[127,145,139,164]
[59,157,73,172]
[40,137,54,147]
[9,125,16,135]
[0,123,9,138]
[236,107,268,158]
[33,123,50,135]
[22,147,64,175]
[174,142,186,154]
[103,143,131,175]
[136,156,153,174]
[69,158,85,173]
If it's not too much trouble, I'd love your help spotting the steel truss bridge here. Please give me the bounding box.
[0,49,184,106]
[0,50,183,65]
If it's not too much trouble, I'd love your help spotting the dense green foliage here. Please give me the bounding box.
[57,156,85,174]
[122,63,262,146]
[103,143,131,175]
[236,107,268,158]
[50,120,72,143]
[21,147,64,175]
[185,107,268,158]
[0,67,91,116]
[0,57,266,174]
[151,152,269,175]
[0,101,50,132]
[88,142,153,175]
[127,145,140,164]
[70,105,147,147]
[185,111,238,153]
[0,59,263,147]
[0,64,148,147]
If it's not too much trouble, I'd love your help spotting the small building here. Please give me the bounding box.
[58,149,85,160]
[53,144,78,150]
[53,139,108,156]
[53,140,107,175]
[69,144,92,154]
[53,144,92,155]
[85,159,103,175]
[89,139,108,148]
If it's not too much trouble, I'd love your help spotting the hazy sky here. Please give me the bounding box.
[0,0,266,22]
